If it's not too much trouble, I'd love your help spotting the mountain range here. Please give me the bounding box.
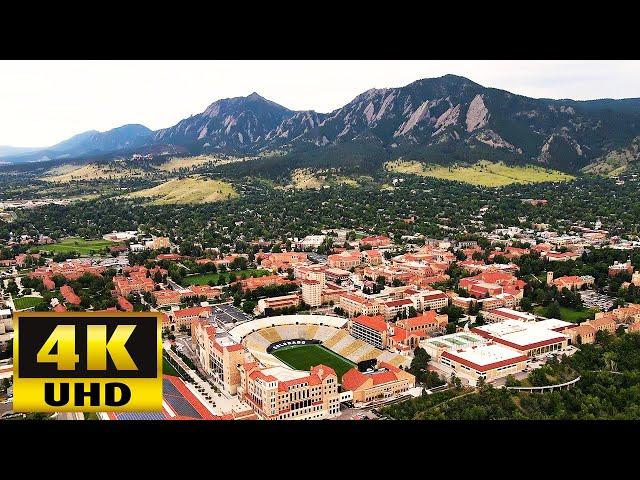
[4,74,640,173]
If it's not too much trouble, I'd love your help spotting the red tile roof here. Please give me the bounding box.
[174,306,212,319]
[60,285,81,306]
[117,296,134,312]
[352,315,387,332]
[341,362,404,391]
[383,298,413,308]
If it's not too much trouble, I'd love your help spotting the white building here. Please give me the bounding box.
[441,342,529,385]
[472,319,569,357]
[296,235,326,250]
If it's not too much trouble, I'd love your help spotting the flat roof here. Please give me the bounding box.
[534,318,573,330]
[473,319,567,350]
[422,331,485,348]
[442,343,528,371]
[215,334,240,348]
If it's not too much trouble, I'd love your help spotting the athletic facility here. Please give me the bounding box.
[229,315,408,377]
[105,375,218,420]
[272,343,355,381]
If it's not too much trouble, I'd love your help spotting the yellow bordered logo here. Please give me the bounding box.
[13,312,162,412]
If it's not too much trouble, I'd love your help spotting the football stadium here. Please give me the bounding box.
[228,314,408,375]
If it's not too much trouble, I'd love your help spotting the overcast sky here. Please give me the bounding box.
[2,60,640,147]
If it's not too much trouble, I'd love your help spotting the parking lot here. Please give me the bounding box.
[211,303,253,326]
[307,252,328,264]
[580,290,615,311]
[333,407,381,420]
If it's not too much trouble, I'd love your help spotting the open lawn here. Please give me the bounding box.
[181,269,270,286]
[271,344,355,381]
[534,305,598,323]
[39,237,115,255]
[128,176,238,204]
[163,356,181,377]
[13,296,43,310]
[385,160,574,187]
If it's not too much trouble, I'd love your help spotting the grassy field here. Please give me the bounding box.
[44,163,148,182]
[40,237,115,255]
[163,356,181,377]
[155,155,221,172]
[13,296,43,310]
[289,169,324,189]
[534,305,598,323]
[128,176,238,204]
[182,269,270,286]
[385,160,575,187]
[284,169,365,190]
[271,344,355,381]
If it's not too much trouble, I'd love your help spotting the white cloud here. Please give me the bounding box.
[0,60,639,147]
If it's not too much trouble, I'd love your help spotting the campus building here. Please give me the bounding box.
[328,250,362,269]
[472,319,569,357]
[411,290,449,311]
[189,285,223,301]
[60,285,81,306]
[294,264,327,285]
[360,235,392,248]
[193,318,246,394]
[145,236,171,250]
[379,298,415,320]
[259,252,308,271]
[342,362,415,403]
[236,275,291,291]
[301,279,322,307]
[440,342,529,385]
[256,294,300,315]
[339,293,380,317]
[361,249,383,266]
[164,306,212,333]
[348,315,388,349]
[396,310,448,336]
[113,274,155,296]
[421,331,486,360]
[562,324,597,345]
[238,363,341,420]
[609,260,633,277]
[551,274,595,290]
[152,289,183,307]
[482,307,536,324]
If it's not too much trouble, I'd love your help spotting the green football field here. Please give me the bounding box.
[271,344,356,381]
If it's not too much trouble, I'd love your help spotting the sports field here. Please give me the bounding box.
[271,344,355,381]
[40,237,115,255]
[181,268,270,286]
[13,296,44,310]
